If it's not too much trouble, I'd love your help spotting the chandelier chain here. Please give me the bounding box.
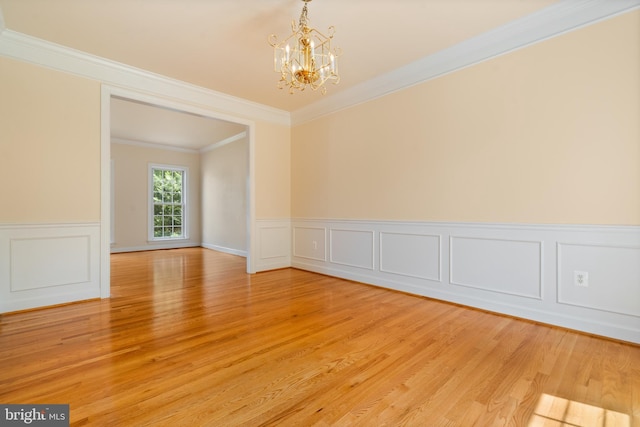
[299,1,309,29]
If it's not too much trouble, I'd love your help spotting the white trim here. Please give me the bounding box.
[0,29,290,126]
[291,0,640,124]
[556,241,640,317]
[379,232,442,282]
[0,223,101,313]
[100,88,111,298]
[329,228,375,270]
[293,218,640,234]
[255,219,291,272]
[0,222,101,230]
[292,226,327,261]
[200,131,247,153]
[201,243,248,258]
[148,163,189,242]
[247,128,256,274]
[292,218,640,343]
[110,242,200,253]
[110,159,115,245]
[449,236,544,300]
[112,137,199,154]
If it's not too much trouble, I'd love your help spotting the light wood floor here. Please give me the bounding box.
[1,248,638,426]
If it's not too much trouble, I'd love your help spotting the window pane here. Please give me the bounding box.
[150,167,185,240]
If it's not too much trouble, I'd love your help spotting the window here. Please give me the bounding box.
[149,164,188,240]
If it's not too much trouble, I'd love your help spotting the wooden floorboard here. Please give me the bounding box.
[1,247,638,426]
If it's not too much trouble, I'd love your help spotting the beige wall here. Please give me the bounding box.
[255,121,291,219]
[0,57,101,223]
[292,11,640,225]
[201,138,248,251]
[111,143,201,250]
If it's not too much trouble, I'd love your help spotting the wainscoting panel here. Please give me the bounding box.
[558,243,640,317]
[450,236,542,299]
[255,219,291,272]
[380,232,441,282]
[0,223,101,313]
[293,226,326,261]
[291,219,640,343]
[330,228,375,270]
[11,235,91,291]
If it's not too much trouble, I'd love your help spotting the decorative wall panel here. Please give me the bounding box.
[450,236,542,299]
[11,235,91,291]
[291,219,640,343]
[255,220,291,271]
[330,229,374,270]
[558,243,640,317]
[293,226,326,261]
[380,232,441,282]
[0,223,101,313]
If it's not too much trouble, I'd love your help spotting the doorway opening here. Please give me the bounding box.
[100,86,256,298]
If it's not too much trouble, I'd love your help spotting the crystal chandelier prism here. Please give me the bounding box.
[268,0,340,94]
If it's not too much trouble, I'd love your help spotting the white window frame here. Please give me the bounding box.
[148,163,189,241]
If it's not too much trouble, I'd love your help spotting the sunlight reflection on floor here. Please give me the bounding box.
[528,393,630,427]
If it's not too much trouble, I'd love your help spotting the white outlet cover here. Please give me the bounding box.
[574,270,589,287]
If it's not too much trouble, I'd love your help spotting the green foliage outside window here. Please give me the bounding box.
[152,168,185,238]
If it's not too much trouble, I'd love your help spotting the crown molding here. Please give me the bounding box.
[0,28,291,127]
[1,1,638,127]
[292,0,640,125]
[111,137,199,154]
[200,131,248,154]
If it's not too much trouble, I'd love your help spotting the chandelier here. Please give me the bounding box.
[268,0,340,94]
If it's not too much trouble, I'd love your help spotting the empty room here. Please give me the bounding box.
[0,1,638,425]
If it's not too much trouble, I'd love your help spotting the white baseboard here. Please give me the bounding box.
[110,241,200,253]
[201,243,247,257]
[0,223,102,313]
[291,219,640,344]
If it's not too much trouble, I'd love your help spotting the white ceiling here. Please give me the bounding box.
[1,1,635,148]
[110,97,247,151]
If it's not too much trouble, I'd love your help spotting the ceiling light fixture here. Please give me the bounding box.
[268,0,340,94]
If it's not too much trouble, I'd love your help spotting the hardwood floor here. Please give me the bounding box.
[1,248,638,426]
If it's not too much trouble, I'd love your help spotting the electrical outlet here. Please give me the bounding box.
[312,241,317,250]
[574,271,589,287]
